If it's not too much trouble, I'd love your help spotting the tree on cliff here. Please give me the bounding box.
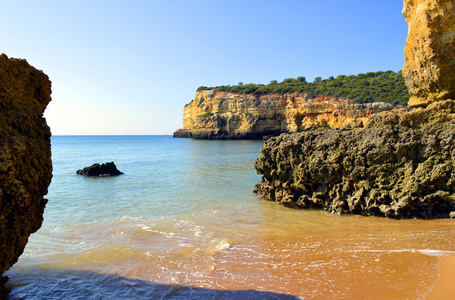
[197,70,409,104]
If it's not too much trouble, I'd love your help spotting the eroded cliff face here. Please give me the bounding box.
[403,0,455,107]
[254,100,455,219]
[0,54,52,297]
[253,0,455,218]
[174,90,408,139]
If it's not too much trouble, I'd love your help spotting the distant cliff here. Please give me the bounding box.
[174,90,409,139]
[198,70,408,104]
[0,54,52,297]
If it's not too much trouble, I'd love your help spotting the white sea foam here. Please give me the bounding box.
[417,249,455,256]
[141,225,151,231]
[346,249,455,257]
[119,216,143,221]
[211,239,231,252]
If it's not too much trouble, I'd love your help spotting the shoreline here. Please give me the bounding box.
[427,256,455,299]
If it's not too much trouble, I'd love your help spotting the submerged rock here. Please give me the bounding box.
[403,0,455,107]
[77,162,123,176]
[254,100,455,219]
[0,54,52,297]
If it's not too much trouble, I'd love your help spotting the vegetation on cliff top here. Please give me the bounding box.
[198,70,408,104]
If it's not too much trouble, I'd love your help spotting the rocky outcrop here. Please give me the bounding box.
[253,0,455,219]
[254,100,455,219]
[0,54,52,297]
[403,0,455,107]
[77,162,123,176]
[174,90,408,139]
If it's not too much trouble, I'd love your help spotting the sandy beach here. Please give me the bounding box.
[427,256,455,299]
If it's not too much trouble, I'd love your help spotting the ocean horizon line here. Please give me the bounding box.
[51,134,173,137]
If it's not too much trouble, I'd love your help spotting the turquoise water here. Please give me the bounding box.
[6,136,455,299]
[44,135,264,223]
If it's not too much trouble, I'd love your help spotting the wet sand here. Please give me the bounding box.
[427,256,455,299]
[7,204,455,299]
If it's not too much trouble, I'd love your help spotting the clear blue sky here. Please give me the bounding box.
[1,1,407,135]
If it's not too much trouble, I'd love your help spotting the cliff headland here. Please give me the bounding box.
[254,0,455,219]
[0,54,52,297]
[174,89,409,140]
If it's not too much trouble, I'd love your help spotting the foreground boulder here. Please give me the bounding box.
[254,100,455,219]
[0,54,52,297]
[77,162,123,176]
[403,0,455,107]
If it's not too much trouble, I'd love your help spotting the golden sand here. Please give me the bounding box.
[427,256,455,299]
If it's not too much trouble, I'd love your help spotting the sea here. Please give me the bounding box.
[5,135,455,299]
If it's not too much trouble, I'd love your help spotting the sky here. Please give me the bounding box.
[1,1,408,135]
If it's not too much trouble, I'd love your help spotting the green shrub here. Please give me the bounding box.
[196,70,409,104]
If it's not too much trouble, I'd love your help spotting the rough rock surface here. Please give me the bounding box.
[174,90,408,139]
[403,0,455,107]
[77,162,123,176]
[254,100,455,219]
[0,54,52,297]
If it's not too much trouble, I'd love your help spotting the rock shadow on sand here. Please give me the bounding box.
[6,268,299,299]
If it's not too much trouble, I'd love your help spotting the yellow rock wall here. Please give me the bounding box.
[174,90,408,139]
[403,0,455,107]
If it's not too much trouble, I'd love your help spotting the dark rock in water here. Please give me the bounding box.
[253,100,455,219]
[77,162,123,176]
[0,54,53,297]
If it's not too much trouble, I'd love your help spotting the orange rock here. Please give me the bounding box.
[403,0,455,107]
[174,90,408,139]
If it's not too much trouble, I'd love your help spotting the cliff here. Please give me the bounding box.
[174,90,408,139]
[403,0,455,107]
[254,100,455,218]
[253,0,455,219]
[0,54,52,297]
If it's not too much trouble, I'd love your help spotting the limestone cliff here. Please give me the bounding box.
[174,90,408,139]
[0,54,52,297]
[254,100,455,219]
[403,0,455,107]
[253,0,455,219]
